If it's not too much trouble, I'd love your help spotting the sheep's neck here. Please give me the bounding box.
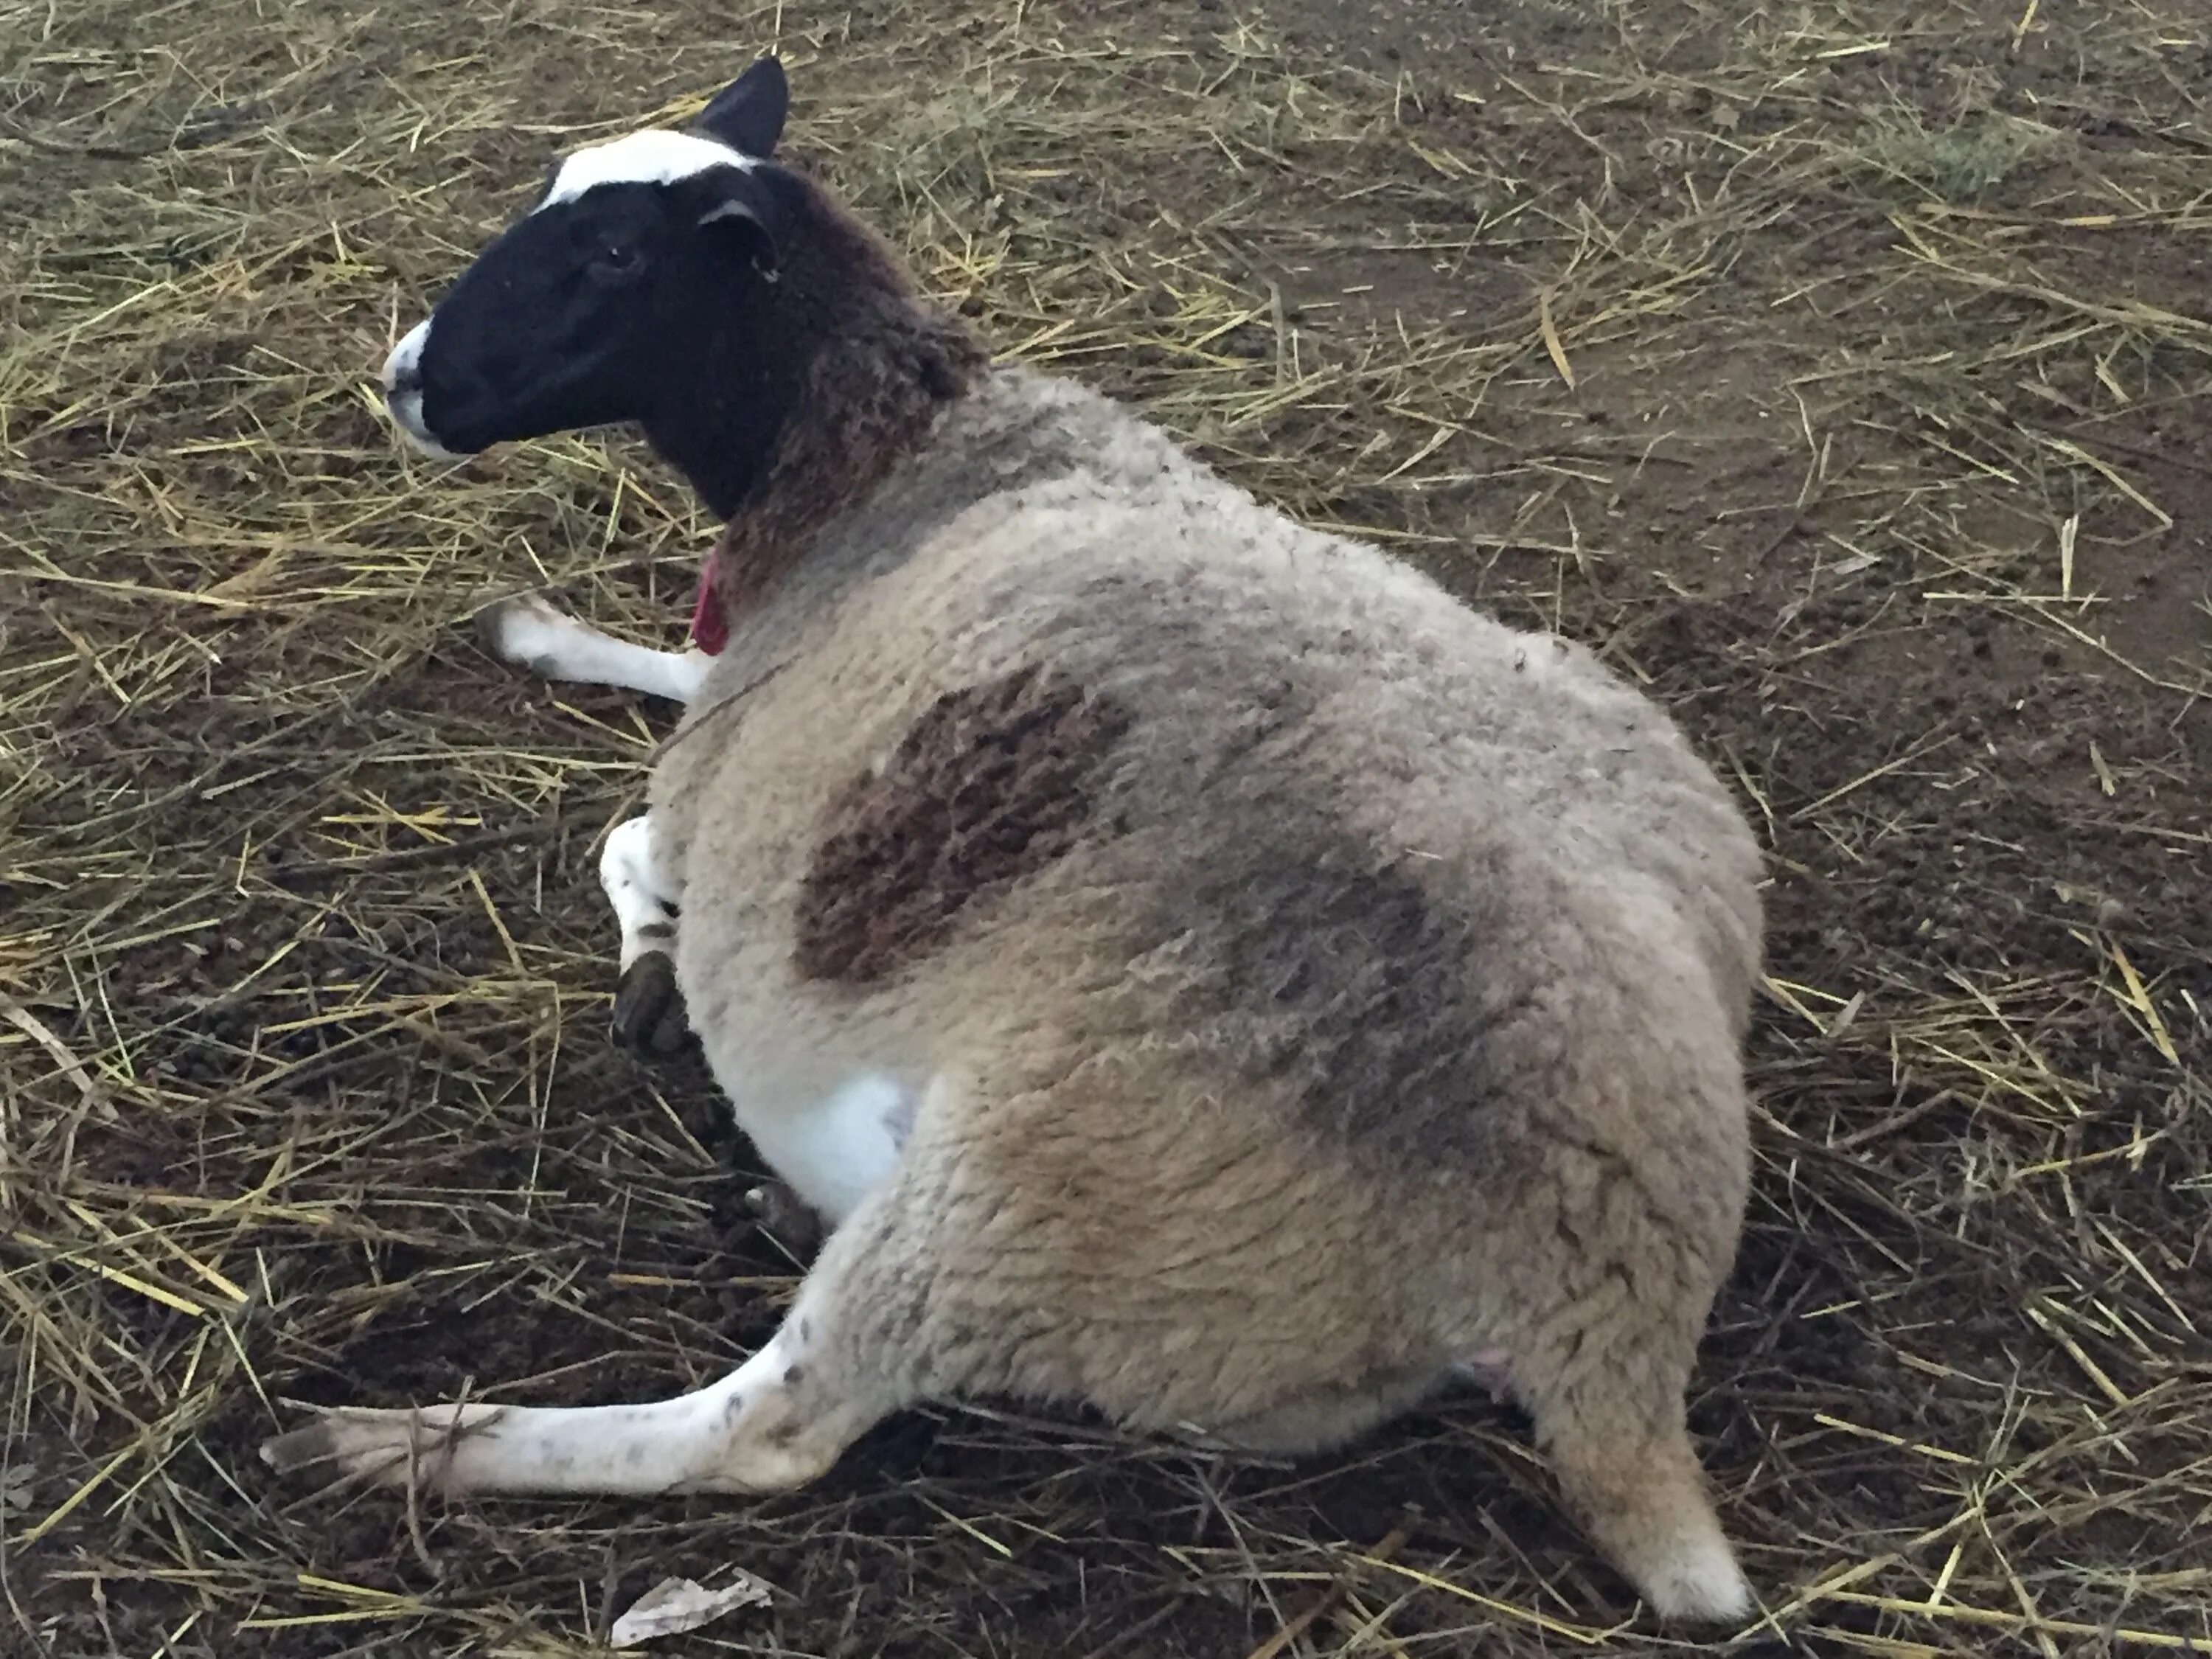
[653,189,989,622]
[713,299,984,616]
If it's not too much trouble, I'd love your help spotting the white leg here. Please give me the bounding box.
[599,813,678,972]
[260,1318,888,1498]
[478,593,709,704]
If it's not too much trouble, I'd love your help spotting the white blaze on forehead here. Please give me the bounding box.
[539,128,754,209]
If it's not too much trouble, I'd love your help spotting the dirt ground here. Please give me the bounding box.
[3,0,2208,1654]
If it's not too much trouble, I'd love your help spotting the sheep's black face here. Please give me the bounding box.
[383,165,778,456]
[379,57,792,467]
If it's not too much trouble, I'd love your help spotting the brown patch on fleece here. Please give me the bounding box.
[793,667,1133,986]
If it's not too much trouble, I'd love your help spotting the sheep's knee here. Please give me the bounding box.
[679,1321,887,1494]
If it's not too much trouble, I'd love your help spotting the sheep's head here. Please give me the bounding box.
[380,57,792,467]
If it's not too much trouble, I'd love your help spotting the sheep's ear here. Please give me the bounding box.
[690,171,781,272]
[695,57,788,159]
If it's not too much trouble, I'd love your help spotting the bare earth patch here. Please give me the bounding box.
[1,0,2206,1654]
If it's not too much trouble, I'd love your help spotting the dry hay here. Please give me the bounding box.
[2,0,2208,1654]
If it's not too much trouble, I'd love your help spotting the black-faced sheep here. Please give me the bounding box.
[266,57,1767,1626]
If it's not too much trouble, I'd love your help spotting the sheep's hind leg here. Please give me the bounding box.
[476,592,708,704]
[260,1184,936,1500]
[600,814,689,1056]
[260,1312,890,1500]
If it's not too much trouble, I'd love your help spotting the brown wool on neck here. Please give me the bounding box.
[709,173,991,619]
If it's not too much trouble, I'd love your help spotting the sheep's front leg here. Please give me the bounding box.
[260,1317,888,1499]
[476,593,708,705]
[600,814,689,1055]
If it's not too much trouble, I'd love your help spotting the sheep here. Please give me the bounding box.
[262,55,1769,1625]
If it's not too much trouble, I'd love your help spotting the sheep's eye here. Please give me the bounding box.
[587,243,644,285]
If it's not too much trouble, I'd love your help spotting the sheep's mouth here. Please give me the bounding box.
[383,383,467,461]
[378,320,468,461]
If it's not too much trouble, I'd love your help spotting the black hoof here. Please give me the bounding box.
[745,1181,824,1260]
[611,951,691,1057]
